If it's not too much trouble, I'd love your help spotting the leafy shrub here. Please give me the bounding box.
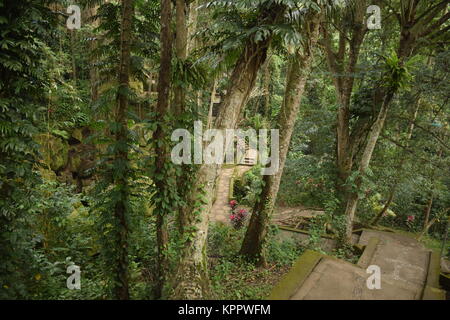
[207,223,304,299]
[265,226,305,266]
[278,154,336,207]
[232,165,264,207]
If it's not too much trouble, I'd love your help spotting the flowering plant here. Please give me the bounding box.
[229,200,237,209]
[230,207,248,229]
[406,215,415,229]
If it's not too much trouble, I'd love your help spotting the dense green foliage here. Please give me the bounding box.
[0,0,448,300]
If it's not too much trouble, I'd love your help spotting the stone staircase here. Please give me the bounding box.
[241,143,257,166]
[210,139,258,224]
[270,230,446,300]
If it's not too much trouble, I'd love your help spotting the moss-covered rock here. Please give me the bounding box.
[71,128,83,142]
[56,171,74,185]
[38,167,57,181]
[71,151,82,171]
[35,133,69,172]
[69,208,80,220]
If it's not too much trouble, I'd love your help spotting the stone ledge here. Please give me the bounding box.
[429,250,441,286]
[268,250,323,300]
[421,250,446,300]
[422,285,446,300]
[228,176,235,201]
[357,237,380,269]
[278,225,334,239]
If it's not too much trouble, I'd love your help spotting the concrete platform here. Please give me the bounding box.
[292,258,421,300]
[269,230,446,300]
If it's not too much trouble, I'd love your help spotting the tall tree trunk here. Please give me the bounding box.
[173,0,188,115]
[207,78,217,129]
[371,187,396,225]
[421,148,443,234]
[70,30,77,84]
[321,1,368,205]
[338,0,449,241]
[170,5,283,296]
[173,0,197,237]
[153,0,173,299]
[371,99,420,225]
[240,15,321,264]
[261,54,272,119]
[420,209,449,242]
[187,0,199,53]
[319,0,450,245]
[343,90,395,242]
[423,194,434,232]
[87,6,99,102]
[112,0,134,300]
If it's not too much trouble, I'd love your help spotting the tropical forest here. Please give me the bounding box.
[0,0,449,301]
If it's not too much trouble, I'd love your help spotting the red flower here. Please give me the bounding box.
[230,215,236,220]
[407,215,415,222]
[229,200,237,207]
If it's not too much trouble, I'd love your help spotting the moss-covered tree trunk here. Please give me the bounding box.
[153,0,173,299]
[370,100,420,226]
[206,78,217,130]
[322,1,368,207]
[69,30,77,84]
[112,0,134,300]
[240,14,322,264]
[261,53,272,119]
[87,5,99,102]
[343,91,394,241]
[173,0,188,115]
[423,194,434,231]
[174,0,190,236]
[422,149,442,235]
[187,0,199,52]
[170,4,284,295]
